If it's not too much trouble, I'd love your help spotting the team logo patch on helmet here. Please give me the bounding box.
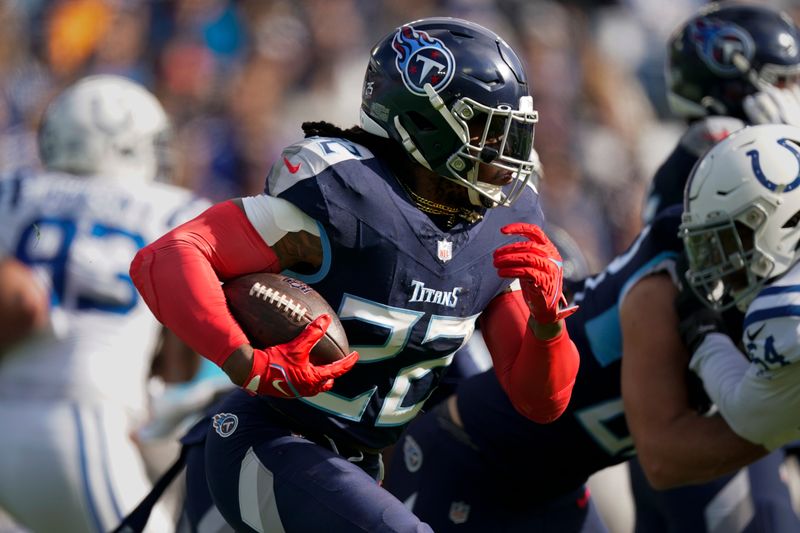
[689,18,754,76]
[392,25,455,96]
[747,138,800,193]
[212,413,238,438]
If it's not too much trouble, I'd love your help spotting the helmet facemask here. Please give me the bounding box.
[399,83,538,208]
[682,211,766,311]
[758,62,800,90]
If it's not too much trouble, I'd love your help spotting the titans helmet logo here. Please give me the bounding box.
[747,138,800,193]
[688,18,754,76]
[393,25,455,96]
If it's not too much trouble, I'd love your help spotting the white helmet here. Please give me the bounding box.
[680,123,800,311]
[38,75,172,183]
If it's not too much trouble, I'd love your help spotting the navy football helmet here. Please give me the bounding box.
[666,3,800,120]
[360,17,538,208]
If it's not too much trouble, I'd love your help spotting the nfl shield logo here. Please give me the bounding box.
[448,501,470,524]
[437,239,452,262]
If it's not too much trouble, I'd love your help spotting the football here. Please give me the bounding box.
[222,272,349,365]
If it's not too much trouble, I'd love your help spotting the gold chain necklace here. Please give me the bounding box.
[398,179,483,228]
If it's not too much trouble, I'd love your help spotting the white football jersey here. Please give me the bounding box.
[0,170,209,420]
[691,261,800,449]
[738,262,800,446]
[743,262,800,371]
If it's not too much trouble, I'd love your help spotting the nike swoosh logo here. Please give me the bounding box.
[746,324,766,342]
[283,157,302,174]
[244,375,260,393]
[272,379,290,396]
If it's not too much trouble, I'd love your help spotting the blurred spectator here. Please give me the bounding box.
[45,0,112,80]
[0,0,702,267]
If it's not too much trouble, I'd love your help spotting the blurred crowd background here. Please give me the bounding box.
[1,0,798,272]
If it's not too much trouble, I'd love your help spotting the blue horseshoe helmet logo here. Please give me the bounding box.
[746,138,800,193]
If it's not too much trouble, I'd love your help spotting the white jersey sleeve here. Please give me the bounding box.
[689,265,800,449]
[242,194,319,247]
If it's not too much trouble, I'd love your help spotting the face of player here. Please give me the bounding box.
[685,220,755,307]
[468,122,517,188]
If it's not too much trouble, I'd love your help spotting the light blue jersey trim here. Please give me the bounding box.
[282,220,331,284]
[758,285,800,297]
[584,251,677,367]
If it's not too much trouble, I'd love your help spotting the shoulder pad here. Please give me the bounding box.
[242,194,319,246]
[267,137,375,196]
[649,204,683,237]
[679,117,746,157]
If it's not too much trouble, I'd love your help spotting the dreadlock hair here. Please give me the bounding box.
[301,121,408,169]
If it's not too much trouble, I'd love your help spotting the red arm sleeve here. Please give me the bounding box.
[130,200,281,366]
[479,290,579,423]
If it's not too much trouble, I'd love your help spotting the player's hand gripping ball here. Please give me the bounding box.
[223,273,357,397]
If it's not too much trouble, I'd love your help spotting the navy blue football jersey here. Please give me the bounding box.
[456,205,684,501]
[257,136,545,450]
[642,117,744,224]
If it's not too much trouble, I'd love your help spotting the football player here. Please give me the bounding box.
[0,75,210,533]
[632,3,800,529]
[643,2,800,224]
[128,17,580,533]
[384,206,799,532]
[679,123,800,455]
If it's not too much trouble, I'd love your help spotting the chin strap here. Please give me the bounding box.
[424,83,469,144]
[394,116,432,170]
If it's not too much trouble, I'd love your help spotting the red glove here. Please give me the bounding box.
[493,223,579,324]
[243,314,359,398]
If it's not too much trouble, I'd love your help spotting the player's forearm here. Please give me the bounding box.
[221,344,255,387]
[0,296,43,348]
[0,259,49,352]
[130,200,280,367]
[482,291,578,423]
[691,333,800,448]
[510,323,578,422]
[632,411,767,489]
[131,232,250,366]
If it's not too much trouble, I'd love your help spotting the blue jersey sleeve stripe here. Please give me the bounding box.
[584,305,622,367]
[0,172,22,210]
[744,305,800,329]
[757,285,800,296]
